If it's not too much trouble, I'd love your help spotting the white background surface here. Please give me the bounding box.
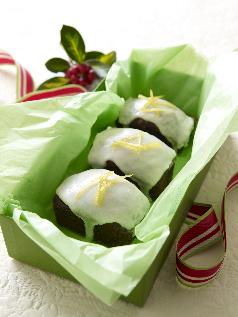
[1,0,238,316]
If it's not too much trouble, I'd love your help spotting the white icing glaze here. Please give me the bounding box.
[56,169,150,240]
[88,128,176,191]
[119,97,194,150]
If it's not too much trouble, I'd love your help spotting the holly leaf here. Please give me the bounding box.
[38,77,70,90]
[60,25,85,63]
[85,51,103,60]
[45,58,70,73]
[98,51,116,65]
[85,51,116,66]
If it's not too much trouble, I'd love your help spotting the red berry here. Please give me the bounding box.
[87,69,95,81]
[65,63,96,88]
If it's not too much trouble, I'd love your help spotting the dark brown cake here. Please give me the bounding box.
[105,160,173,200]
[149,164,174,200]
[53,194,134,247]
[105,160,140,189]
[129,118,173,148]
[94,223,133,247]
[53,195,86,235]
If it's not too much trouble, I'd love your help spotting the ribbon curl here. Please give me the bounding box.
[0,50,85,103]
[176,173,238,287]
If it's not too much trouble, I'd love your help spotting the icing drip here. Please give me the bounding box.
[139,89,175,116]
[84,220,95,241]
[75,171,132,207]
[112,131,161,153]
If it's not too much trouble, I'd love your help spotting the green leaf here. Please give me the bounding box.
[60,25,85,63]
[98,51,116,65]
[45,58,70,73]
[85,51,116,66]
[95,79,106,91]
[85,51,103,60]
[37,77,70,90]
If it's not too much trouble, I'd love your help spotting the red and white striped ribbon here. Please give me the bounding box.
[176,173,238,287]
[17,84,86,102]
[0,50,34,99]
[0,51,86,102]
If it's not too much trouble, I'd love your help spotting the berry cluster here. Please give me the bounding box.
[39,25,115,91]
[65,64,96,87]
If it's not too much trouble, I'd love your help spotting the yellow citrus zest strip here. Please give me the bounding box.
[112,131,160,153]
[96,172,132,207]
[75,172,132,207]
[138,89,175,116]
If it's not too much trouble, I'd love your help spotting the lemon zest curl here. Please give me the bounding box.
[112,131,160,153]
[138,89,175,116]
[75,171,132,207]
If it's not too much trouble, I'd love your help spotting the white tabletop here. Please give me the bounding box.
[1,0,238,316]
